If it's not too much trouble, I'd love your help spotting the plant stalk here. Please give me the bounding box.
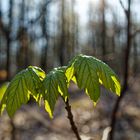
[10,118,16,140]
[65,99,81,140]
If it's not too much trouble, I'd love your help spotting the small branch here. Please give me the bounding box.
[119,0,128,17]
[29,0,56,25]
[65,99,81,140]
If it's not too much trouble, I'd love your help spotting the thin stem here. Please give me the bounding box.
[10,118,16,140]
[65,99,81,140]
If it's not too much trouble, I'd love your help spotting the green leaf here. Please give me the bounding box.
[43,68,68,118]
[0,83,9,115]
[66,54,121,103]
[27,66,45,102]
[0,66,45,117]
[0,82,9,101]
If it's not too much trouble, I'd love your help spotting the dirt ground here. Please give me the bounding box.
[0,76,140,140]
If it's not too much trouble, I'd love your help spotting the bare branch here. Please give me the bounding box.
[119,0,128,17]
[29,0,56,25]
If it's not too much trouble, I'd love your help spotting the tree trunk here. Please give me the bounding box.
[59,0,65,66]
[101,0,106,61]
[41,3,49,72]
[6,36,11,80]
[6,0,13,80]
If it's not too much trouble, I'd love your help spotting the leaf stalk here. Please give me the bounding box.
[65,99,81,140]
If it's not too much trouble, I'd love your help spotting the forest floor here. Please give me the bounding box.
[0,75,140,140]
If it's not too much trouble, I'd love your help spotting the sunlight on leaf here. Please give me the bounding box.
[0,82,9,102]
[65,64,75,82]
[44,100,53,118]
[43,69,68,118]
[65,54,121,104]
[111,76,121,96]
[0,55,121,118]
[0,66,45,117]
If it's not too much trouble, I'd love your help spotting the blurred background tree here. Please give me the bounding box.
[0,0,140,80]
[0,0,140,140]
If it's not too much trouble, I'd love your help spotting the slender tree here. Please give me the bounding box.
[17,0,30,70]
[87,2,97,55]
[100,0,106,60]
[74,14,79,54]
[59,0,66,66]
[109,0,132,139]
[40,1,50,72]
[6,0,13,80]
[70,0,76,57]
